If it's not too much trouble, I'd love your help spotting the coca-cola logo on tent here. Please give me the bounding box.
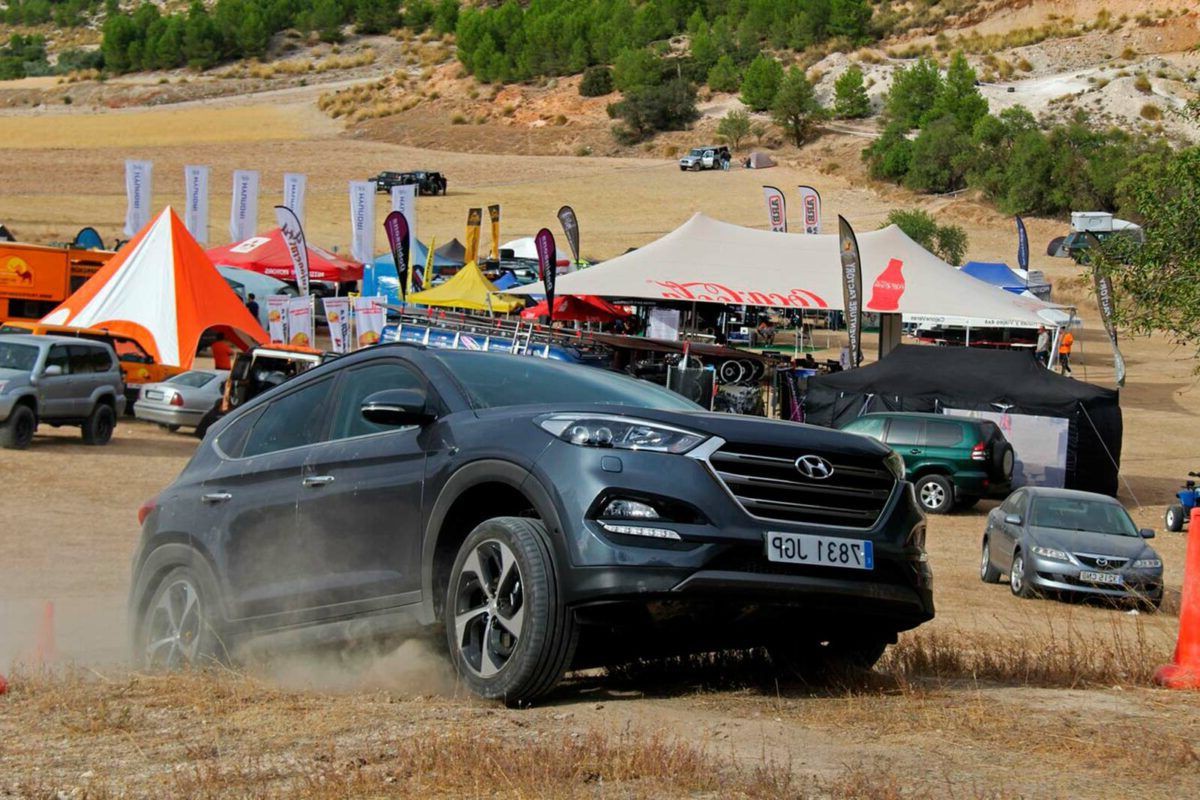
[651,280,828,308]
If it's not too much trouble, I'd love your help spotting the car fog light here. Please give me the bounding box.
[1133,558,1162,569]
[1032,546,1070,562]
[602,499,660,519]
[598,521,681,541]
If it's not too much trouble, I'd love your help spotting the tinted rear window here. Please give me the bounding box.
[925,421,963,447]
[885,418,923,446]
[432,351,700,412]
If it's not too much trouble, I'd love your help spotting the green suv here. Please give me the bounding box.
[840,412,1014,514]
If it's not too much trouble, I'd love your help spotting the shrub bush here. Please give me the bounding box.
[579,65,613,96]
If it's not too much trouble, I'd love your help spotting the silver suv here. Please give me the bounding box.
[0,334,126,449]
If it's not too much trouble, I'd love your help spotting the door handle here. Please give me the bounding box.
[909,449,921,455]
[202,492,232,504]
[302,475,335,488]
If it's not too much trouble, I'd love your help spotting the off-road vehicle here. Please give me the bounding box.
[371,171,448,196]
[678,146,730,171]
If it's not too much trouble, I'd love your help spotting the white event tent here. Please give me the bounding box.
[512,214,1069,329]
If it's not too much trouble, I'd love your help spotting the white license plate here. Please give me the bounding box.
[144,390,163,400]
[765,532,874,570]
[1079,570,1123,585]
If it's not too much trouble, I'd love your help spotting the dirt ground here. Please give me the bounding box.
[2,80,1200,797]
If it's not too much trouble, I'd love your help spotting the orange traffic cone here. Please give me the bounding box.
[32,601,58,666]
[0,672,8,695]
[1156,508,1200,689]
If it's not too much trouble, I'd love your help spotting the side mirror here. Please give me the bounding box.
[1004,514,1022,526]
[1140,528,1156,539]
[43,364,63,377]
[362,388,435,428]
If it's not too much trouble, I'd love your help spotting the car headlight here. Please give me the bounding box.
[884,450,905,480]
[537,414,708,454]
[1032,546,1071,562]
[1133,558,1162,569]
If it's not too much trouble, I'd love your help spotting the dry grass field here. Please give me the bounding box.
[2,93,1200,798]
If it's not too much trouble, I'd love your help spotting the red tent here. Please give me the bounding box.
[208,229,364,283]
[520,295,632,323]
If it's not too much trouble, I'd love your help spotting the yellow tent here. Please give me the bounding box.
[407,261,524,313]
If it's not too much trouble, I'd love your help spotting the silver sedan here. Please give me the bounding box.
[980,487,1164,609]
[135,370,228,432]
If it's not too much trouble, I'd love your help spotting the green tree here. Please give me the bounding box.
[312,0,345,43]
[612,47,661,92]
[904,115,971,193]
[829,0,872,42]
[1095,148,1200,363]
[717,108,752,150]
[579,65,613,97]
[609,78,699,143]
[354,0,398,35]
[771,66,824,147]
[883,209,969,266]
[706,54,739,93]
[833,63,870,119]
[432,0,458,35]
[885,56,941,129]
[863,120,913,182]
[928,51,988,132]
[740,54,783,112]
[237,6,271,58]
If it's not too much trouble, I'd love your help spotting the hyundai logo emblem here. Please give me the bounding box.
[795,455,834,480]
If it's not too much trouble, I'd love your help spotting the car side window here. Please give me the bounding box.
[925,421,962,447]
[847,416,885,439]
[45,345,70,374]
[216,407,264,459]
[329,362,428,441]
[68,345,98,374]
[241,377,335,458]
[884,418,923,446]
[1002,490,1025,515]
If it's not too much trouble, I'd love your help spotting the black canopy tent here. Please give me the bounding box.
[803,345,1122,496]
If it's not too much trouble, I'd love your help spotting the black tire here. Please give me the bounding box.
[957,495,981,511]
[159,423,181,433]
[768,635,890,683]
[717,360,744,385]
[914,474,954,514]
[135,565,229,669]
[445,517,577,706]
[980,538,1002,583]
[81,403,115,446]
[0,404,36,450]
[194,404,223,440]
[1165,505,1186,533]
[1009,550,1037,598]
[991,441,1014,480]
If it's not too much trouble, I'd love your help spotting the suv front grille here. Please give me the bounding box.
[1074,554,1129,571]
[706,443,895,528]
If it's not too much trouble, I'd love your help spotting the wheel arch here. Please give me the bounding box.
[128,538,228,651]
[420,460,564,626]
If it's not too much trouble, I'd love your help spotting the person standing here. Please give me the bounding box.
[1035,325,1050,366]
[246,293,260,323]
[1058,329,1074,375]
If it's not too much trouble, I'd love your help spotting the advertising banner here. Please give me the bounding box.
[183,165,209,244]
[353,295,387,348]
[798,185,821,235]
[274,205,311,299]
[488,204,501,262]
[124,159,153,237]
[349,180,376,265]
[229,169,260,243]
[322,297,352,354]
[286,295,314,348]
[283,173,307,228]
[464,207,482,264]
[535,227,557,323]
[390,184,417,289]
[762,186,787,233]
[557,205,581,264]
[837,215,863,368]
[1087,233,1126,386]
[265,294,289,343]
[1016,215,1029,272]
[383,210,411,302]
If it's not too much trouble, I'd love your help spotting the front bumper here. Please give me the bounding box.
[134,401,204,427]
[1027,557,1163,600]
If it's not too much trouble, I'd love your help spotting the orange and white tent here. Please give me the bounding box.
[42,207,266,368]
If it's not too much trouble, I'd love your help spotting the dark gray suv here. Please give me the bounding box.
[131,345,933,704]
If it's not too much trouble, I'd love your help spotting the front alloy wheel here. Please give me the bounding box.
[1010,552,1036,598]
[143,577,204,668]
[453,539,526,678]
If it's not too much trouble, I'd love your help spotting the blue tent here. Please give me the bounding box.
[961,261,1031,295]
[491,272,520,290]
[365,240,463,304]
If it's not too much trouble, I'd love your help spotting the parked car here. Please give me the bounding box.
[678,145,730,171]
[370,171,448,196]
[135,369,229,433]
[130,346,933,705]
[839,412,1014,514]
[0,333,126,449]
[980,487,1163,609]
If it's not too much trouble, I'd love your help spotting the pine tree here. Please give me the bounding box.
[707,55,739,93]
[771,66,824,146]
[354,0,398,36]
[238,6,270,58]
[885,56,942,129]
[833,64,870,118]
[312,0,345,44]
[929,51,989,132]
[829,0,872,42]
[740,54,783,112]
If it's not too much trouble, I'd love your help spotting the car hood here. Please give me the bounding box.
[1029,526,1151,559]
[0,367,31,385]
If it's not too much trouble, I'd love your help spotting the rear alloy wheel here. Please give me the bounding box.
[768,636,891,683]
[0,404,36,450]
[138,567,225,669]
[915,474,954,515]
[1165,505,1186,533]
[980,539,1002,583]
[81,403,115,445]
[445,517,577,706]
[1010,551,1037,598]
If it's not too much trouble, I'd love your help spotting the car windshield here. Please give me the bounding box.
[168,371,218,388]
[432,351,701,412]
[688,149,703,156]
[0,341,39,371]
[1029,497,1139,537]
